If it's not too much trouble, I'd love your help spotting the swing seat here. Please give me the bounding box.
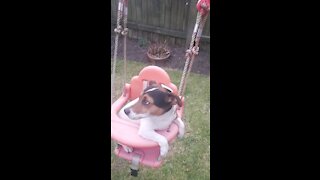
[111,66,184,168]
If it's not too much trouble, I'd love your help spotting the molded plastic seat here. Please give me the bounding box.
[111,66,184,167]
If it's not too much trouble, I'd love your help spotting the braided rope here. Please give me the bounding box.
[178,12,202,96]
[122,0,128,88]
[111,0,124,104]
[181,13,209,95]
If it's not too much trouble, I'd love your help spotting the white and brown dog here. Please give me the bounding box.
[118,81,185,160]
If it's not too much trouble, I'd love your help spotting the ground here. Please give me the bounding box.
[111,36,210,75]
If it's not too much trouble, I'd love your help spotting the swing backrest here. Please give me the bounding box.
[129,66,179,101]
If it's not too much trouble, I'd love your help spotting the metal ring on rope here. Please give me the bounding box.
[114,26,123,34]
[121,28,129,36]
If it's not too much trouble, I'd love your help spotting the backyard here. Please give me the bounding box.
[111,36,211,76]
[111,58,210,179]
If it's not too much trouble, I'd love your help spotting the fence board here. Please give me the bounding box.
[183,0,190,31]
[147,0,152,26]
[141,0,148,25]
[126,21,185,38]
[164,0,171,29]
[159,0,165,27]
[135,0,142,23]
[170,0,178,30]
[203,14,210,36]
[111,0,210,45]
[177,0,184,31]
[130,0,137,22]
[153,0,160,27]
[127,0,132,21]
[111,0,115,19]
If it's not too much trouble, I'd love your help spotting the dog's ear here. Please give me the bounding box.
[166,93,182,107]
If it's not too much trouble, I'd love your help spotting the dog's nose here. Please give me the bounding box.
[124,108,130,115]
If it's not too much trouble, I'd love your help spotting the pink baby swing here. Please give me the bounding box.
[111,0,210,176]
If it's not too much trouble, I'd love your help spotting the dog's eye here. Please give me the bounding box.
[142,99,150,105]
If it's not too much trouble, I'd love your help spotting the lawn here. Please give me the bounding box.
[111,60,210,179]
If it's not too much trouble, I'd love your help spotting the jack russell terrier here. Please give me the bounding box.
[118,81,185,160]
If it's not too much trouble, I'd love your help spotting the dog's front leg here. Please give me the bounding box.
[174,117,185,138]
[138,129,169,160]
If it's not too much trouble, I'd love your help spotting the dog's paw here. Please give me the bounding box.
[157,155,165,161]
[158,147,168,161]
[122,145,133,153]
[178,122,185,138]
[159,143,169,158]
[178,130,184,139]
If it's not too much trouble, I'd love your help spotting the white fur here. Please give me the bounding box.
[118,98,185,160]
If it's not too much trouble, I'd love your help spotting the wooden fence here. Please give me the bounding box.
[111,0,210,47]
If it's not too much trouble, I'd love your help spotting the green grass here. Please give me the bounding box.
[111,60,210,179]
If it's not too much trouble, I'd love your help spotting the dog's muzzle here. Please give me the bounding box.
[124,108,148,120]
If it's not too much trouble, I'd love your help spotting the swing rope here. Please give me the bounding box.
[178,0,210,97]
[122,0,128,89]
[111,0,129,104]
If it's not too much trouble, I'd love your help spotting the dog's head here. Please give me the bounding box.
[124,81,182,120]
